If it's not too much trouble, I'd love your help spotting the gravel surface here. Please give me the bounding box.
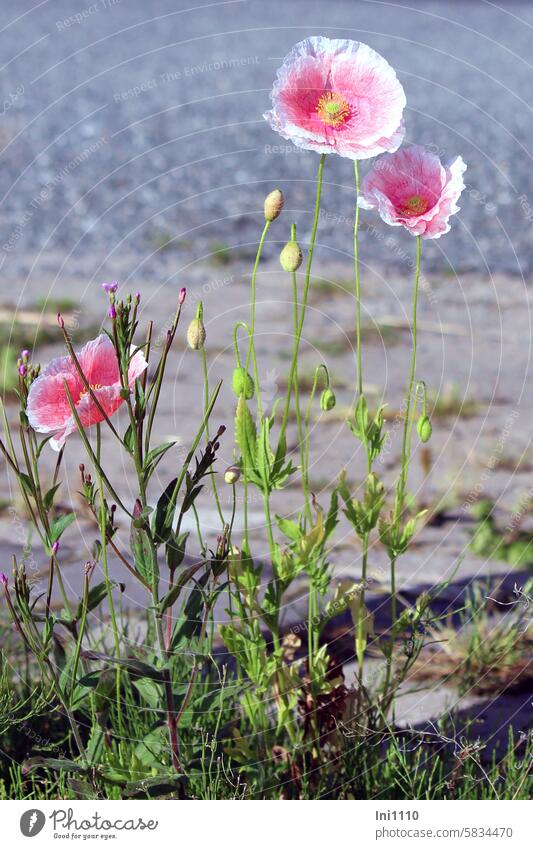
[1,0,533,284]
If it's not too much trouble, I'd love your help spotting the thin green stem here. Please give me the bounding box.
[357,532,369,684]
[395,236,422,524]
[244,221,270,422]
[279,154,326,447]
[354,160,363,396]
[201,346,224,526]
[96,424,123,731]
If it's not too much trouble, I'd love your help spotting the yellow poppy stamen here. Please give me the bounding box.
[400,195,429,217]
[316,92,351,126]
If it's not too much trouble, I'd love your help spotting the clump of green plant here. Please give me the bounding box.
[469,498,533,568]
[412,581,532,695]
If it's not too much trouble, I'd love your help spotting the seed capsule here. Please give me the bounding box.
[264,189,284,221]
[232,366,254,399]
[280,240,303,272]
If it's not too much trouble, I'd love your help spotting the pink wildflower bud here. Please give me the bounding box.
[135,292,141,304]
[108,305,117,319]
[21,349,30,361]
[179,287,186,305]
[102,281,119,294]
[51,541,60,555]
[18,364,27,377]
[57,313,65,329]
[0,573,8,586]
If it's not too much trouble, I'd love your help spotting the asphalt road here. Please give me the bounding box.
[1,0,533,282]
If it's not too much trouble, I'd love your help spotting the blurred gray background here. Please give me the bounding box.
[0,0,532,286]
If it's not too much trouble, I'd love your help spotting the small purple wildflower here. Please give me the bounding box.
[102,281,119,294]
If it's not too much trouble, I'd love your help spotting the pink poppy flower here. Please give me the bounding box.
[27,334,147,451]
[264,37,406,159]
[359,145,467,239]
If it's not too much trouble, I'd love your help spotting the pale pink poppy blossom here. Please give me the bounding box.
[359,145,467,239]
[26,334,147,451]
[264,37,406,159]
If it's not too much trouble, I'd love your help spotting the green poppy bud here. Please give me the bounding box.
[279,240,303,273]
[417,415,432,443]
[264,189,284,221]
[320,388,336,411]
[224,465,241,485]
[232,366,254,399]
[187,317,206,350]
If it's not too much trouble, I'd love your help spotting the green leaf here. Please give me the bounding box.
[23,756,87,775]
[130,521,155,588]
[143,442,176,482]
[153,477,178,544]
[166,532,189,572]
[19,472,34,496]
[123,424,136,455]
[276,516,301,542]
[81,651,166,682]
[43,482,61,511]
[133,679,163,710]
[49,512,75,544]
[159,561,205,613]
[74,581,124,621]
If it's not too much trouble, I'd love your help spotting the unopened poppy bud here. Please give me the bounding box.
[320,388,336,411]
[264,188,284,221]
[187,317,206,350]
[280,239,303,272]
[224,465,241,485]
[417,415,432,443]
[232,366,254,399]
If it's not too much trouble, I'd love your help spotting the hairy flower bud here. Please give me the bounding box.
[279,239,303,272]
[232,366,254,399]
[264,188,284,221]
[320,388,336,411]
[224,465,241,485]
[417,415,432,443]
[187,317,206,350]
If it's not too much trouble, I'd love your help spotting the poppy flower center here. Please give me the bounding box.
[78,383,104,401]
[316,92,351,126]
[399,195,429,217]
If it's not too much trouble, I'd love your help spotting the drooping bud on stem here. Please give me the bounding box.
[320,387,336,411]
[224,465,241,485]
[264,188,284,221]
[417,415,432,443]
